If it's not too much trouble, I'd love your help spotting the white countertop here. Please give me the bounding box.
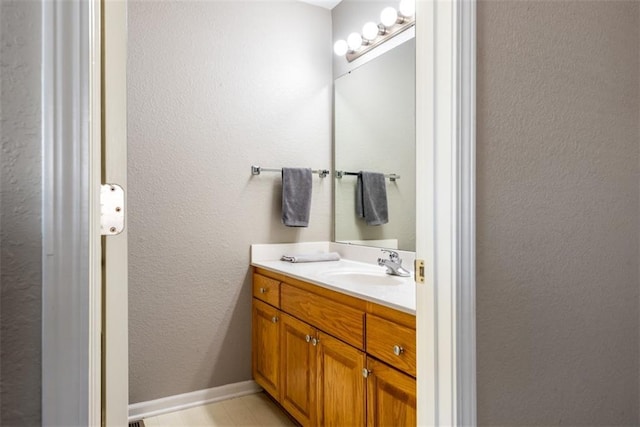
[251,258,416,315]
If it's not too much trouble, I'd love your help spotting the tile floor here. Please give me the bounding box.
[142,392,296,427]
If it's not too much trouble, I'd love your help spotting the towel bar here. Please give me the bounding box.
[334,170,400,182]
[251,165,330,178]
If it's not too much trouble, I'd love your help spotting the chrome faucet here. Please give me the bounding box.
[377,249,411,277]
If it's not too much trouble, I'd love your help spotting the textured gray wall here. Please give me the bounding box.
[0,1,42,425]
[127,1,332,403]
[477,1,640,425]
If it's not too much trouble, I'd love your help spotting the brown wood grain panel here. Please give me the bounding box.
[281,283,365,350]
[253,273,280,308]
[316,332,366,426]
[280,313,317,426]
[366,301,416,329]
[366,358,416,427]
[366,314,416,377]
[254,267,366,311]
[252,299,280,398]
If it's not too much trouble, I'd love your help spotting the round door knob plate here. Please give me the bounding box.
[305,334,311,343]
[271,316,278,323]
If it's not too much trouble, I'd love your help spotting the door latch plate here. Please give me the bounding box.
[414,259,425,283]
[101,184,124,235]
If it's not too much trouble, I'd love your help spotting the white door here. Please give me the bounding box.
[102,0,130,425]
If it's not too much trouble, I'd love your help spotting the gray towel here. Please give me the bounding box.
[282,167,312,227]
[356,171,388,226]
[281,252,341,263]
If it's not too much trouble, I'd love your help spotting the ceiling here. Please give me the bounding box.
[297,0,343,10]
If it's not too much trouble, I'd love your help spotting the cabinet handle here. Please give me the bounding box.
[305,334,311,343]
[259,287,267,293]
[271,316,278,323]
[362,368,372,378]
[393,345,404,356]
[311,337,319,346]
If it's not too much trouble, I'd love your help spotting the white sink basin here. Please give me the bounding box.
[318,269,408,286]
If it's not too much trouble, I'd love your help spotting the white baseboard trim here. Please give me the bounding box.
[128,380,262,422]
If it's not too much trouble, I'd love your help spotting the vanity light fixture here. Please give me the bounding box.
[399,0,416,17]
[333,39,349,56]
[333,0,415,63]
[347,32,364,51]
[380,7,399,27]
[362,22,382,41]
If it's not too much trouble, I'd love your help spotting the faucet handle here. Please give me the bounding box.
[380,249,400,262]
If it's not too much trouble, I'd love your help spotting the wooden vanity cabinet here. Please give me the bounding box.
[252,268,416,427]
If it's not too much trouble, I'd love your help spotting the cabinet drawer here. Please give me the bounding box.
[253,273,280,308]
[366,314,416,377]
[281,283,365,349]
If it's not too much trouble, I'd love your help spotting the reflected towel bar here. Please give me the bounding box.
[334,170,400,182]
[251,165,330,178]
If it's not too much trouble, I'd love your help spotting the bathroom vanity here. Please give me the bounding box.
[251,255,416,426]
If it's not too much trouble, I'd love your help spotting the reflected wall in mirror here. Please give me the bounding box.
[334,38,416,251]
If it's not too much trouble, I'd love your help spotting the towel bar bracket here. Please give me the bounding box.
[251,165,330,178]
[334,170,400,182]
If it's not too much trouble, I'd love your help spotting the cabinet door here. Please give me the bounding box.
[366,358,416,427]
[280,313,317,426]
[316,332,366,427]
[252,299,280,398]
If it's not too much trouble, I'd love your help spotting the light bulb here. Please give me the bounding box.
[334,39,348,56]
[380,7,398,27]
[362,22,380,41]
[399,0,415,17]
[347,32,363,51]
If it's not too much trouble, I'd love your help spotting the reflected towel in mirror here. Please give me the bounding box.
[281,252,341,263]
[356,171,388,226]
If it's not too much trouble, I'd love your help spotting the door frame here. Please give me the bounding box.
[42,0,475,424]
[42,0,129,425]
[415,0,476,425]
[41,0,102,425]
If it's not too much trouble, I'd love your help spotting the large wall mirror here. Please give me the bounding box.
[334,37,416,251]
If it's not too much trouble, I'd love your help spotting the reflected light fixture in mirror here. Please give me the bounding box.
[333,0,415,63]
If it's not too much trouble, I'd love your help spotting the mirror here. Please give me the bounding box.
[334,38,416,251]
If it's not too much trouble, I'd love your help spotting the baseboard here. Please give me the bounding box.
[128,380,262,422]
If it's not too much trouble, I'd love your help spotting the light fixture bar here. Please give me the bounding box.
[345,16,414,63]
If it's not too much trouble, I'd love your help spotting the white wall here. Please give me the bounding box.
[477,1,640,424]
[0,1,42,424]
[127,1,333,403]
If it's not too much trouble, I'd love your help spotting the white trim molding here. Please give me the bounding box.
[415,0,476,425]
[41,0,102,425]
[457,0,477,425]
[128,381,262,422]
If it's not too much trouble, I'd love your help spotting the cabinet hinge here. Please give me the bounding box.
[414,259,425,284]
[100,184,125,235]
